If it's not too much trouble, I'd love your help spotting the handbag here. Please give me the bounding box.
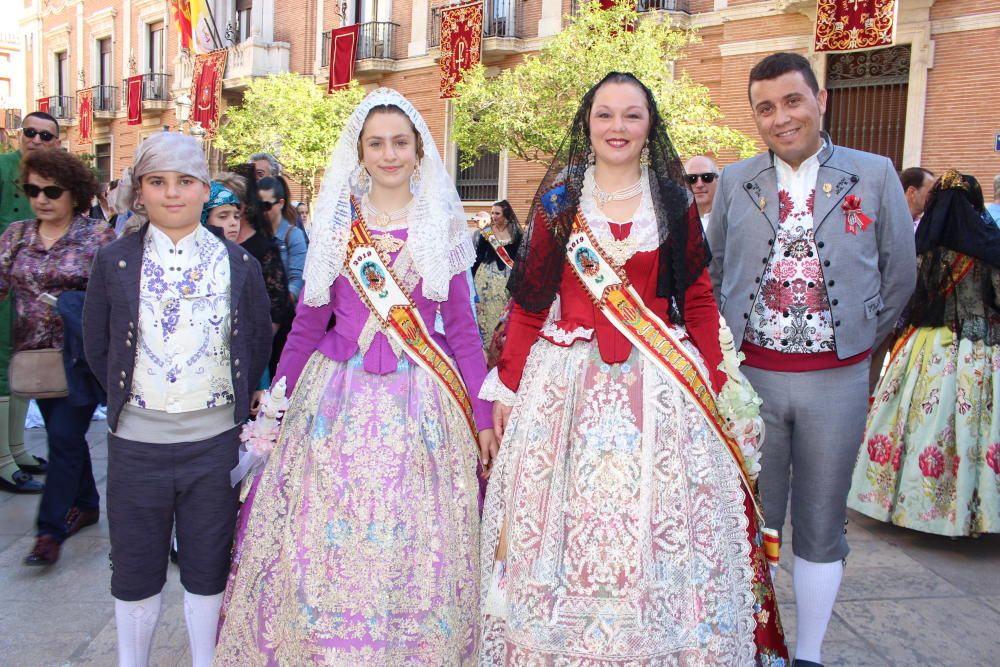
[9,348,69,399]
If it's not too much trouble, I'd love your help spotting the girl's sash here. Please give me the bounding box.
[344,198,479,443]
[481,225,515,269]
[564,213,763,519]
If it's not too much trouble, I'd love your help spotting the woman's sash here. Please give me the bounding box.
[343,198,479,443]
[564,212,762,518]
[481,225,515,269]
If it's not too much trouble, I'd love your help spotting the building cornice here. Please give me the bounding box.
[44,22,72,40]
[931,11,1000,35]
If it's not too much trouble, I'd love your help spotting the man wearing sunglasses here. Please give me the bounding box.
[0,111,62,493]
[683,155,719,230]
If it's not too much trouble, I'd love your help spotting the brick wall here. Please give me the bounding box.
[922,27,1000,200]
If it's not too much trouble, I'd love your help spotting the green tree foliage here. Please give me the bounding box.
[215,74,365,202]
[452,0,756,166]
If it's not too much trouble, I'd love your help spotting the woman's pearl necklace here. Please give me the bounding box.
[592,177,643,208]
[363,194,413,228]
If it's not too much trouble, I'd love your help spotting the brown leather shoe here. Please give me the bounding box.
[65,507,99,537]
[24,535,60,566]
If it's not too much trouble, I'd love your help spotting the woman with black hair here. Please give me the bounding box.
[477,72,787,664]
[850,170,1000,537]
[472,199,522,363]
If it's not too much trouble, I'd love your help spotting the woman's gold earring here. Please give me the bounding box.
[640,144,650,167]
[358,167,370,191]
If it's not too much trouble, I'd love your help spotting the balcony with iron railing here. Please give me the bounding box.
[356,22,400,75]
[569,0,690,14]
[41,96,74,120]
[89,85,118,119]
[321,22,400,76]
[122,73,171,114]
[428,0,524,60]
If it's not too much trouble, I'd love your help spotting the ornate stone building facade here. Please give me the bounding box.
[17,0,1000,215]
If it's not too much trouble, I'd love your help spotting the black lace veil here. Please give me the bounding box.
[910,171,1000,327]
[507,72,707,322]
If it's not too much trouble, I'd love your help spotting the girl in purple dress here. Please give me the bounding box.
[216,89,497,665]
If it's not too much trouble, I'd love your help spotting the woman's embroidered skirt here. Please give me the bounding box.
[478,339,787,666]
[850,326,1000,536]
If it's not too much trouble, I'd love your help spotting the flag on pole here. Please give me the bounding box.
[191,0,215,53]
[170,0,194,50]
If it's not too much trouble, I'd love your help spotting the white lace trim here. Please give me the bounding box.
[579,165,660,263]
[303,88,474,306]
[539,321,594,346]
[478,367,517,405]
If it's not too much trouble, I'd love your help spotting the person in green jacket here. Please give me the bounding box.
[0,111,62,493]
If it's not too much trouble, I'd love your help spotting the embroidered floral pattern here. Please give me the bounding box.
[479,341,786,664]
[131,228,234,412]
[217,352,480,664]
[851,255,1000,536]
[746,188,835,354]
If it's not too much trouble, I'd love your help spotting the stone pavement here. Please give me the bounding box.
[1,421,998,666]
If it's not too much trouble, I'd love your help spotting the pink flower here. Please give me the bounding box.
[778,190,794,225]
[867,434,892,466]
[918,446,945,478]
[986,442,1000,475]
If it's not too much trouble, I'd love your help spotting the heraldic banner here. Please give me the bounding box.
[191,49,228,139]
[814,0,897,53]
[440,1,483,99]
[126,76,143,125]
[77,88,93,146]
[37,98,50,114]
[328,24,360,93]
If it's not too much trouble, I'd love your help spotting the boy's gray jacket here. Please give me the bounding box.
[707,138,917,358]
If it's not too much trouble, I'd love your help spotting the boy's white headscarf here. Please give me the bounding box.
[303,88,474,306]
[111,132,211,224]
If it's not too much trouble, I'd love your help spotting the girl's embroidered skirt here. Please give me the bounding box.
[216,351,480,665]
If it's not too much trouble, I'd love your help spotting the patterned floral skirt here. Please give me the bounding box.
[215,351,481,666]
[474,263,511,347]
[849,326,1000,536]
[479,340,787,666]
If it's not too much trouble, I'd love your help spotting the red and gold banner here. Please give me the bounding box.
[328,24,360,93]
[190,49,228,139]
[170,0,194,50]
[439,1,483,99]
[77,89,93,146]
[126,75,143,125]
[37,98,50,114]
[814,0,897,53]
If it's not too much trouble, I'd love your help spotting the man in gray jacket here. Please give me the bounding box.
[707,53,915,667]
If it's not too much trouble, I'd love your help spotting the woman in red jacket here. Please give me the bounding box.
[477,73,788,665]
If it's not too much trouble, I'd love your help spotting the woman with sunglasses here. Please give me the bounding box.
[0,149,115,565]
[256,176,307,376]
